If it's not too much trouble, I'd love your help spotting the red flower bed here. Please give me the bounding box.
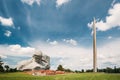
[24,70,65,76]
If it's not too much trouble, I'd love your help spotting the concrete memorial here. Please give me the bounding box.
[17,50,50,71]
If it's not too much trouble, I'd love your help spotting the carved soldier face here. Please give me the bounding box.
[32,50,43,63]
[33,54,42,63]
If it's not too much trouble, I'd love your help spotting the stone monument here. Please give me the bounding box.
[17,50,50,71]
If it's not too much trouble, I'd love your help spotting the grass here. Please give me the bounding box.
[0,72,120,80]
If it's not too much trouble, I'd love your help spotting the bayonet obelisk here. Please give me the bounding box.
[93,18,97,72]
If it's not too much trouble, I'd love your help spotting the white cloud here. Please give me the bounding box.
[4,30,12,37]
[0,44,35,68]
[17,26,21,30]
[63,39,77,46]
[30,39,120,70]
[9,44,35,56]
[0,16,14,27]
[88,3,120,31]
[0,44,35,57]
[1,39,120,70]
[111,0,116,7]
[49,40,58,45]
[30,42,92,70]
[0,55,7,59]
[46,38,50,42]
[21,0,41,6]
[108,36,112,39]
[56,0,71,7]
[97,39,120,68]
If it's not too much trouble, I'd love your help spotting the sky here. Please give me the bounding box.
[0,0,120,70]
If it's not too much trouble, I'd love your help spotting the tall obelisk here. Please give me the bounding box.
[93,18,97,72]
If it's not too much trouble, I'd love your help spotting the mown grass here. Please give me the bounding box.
[0,72,120,80]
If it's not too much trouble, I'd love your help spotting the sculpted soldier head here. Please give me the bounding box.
[33,50,43,63]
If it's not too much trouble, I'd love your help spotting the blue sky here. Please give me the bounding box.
[0,0,120,70]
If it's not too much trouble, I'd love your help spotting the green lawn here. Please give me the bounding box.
[0,72,120,80]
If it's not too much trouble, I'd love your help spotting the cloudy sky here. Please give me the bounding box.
[0,0,120,70]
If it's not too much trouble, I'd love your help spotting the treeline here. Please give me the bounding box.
[1,56,120,73]
[0,57,18,73]
[86,66,120,73]
[57,65,73,72]
[57,65,120,73]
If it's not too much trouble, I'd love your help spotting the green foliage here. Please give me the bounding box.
[57,65,73,72]
[64,68,72,72]
[0,72,120,80]
[0,57,18,73]
[0,65,4,72]
[81,69,84,73]
[57,65,64,71]
[4,65,9,72]
[9,68,17,72]
[75,70,81,73]
[0,57,4,72]
[85,66,120,73]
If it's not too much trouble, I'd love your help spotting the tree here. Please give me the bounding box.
[9,68,17,72]
[0,57,4,72]
[114,66,117,73]
[75,70,81,73]
[81,69,84,73]
[106,67,112,73]
[86,69,93,72]
[4,65,9,72]
[57,65,64,71]
[116,67,120,73]
[64,68,72,72]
